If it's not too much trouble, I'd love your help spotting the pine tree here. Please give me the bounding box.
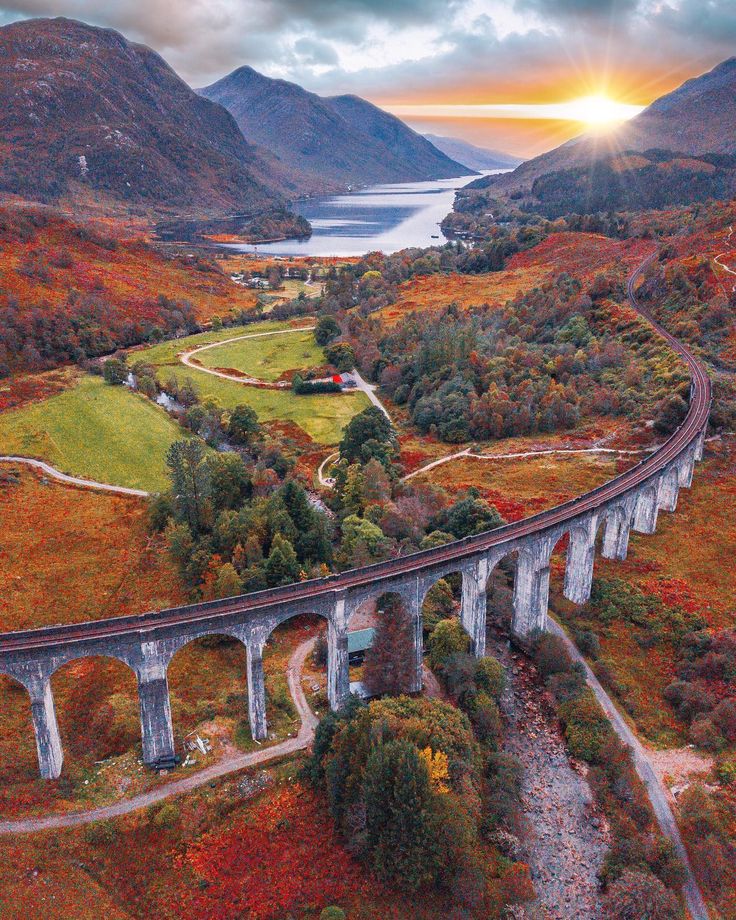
[165,439,211,533]
[363,596,416,697]
[264,534,301,587]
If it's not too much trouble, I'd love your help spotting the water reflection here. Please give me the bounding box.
[222,174,498,257]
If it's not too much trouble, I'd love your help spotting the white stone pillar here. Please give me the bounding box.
[512,540,552,637]
[327,595,350,710]
[27,676,63,780]
[563,517,597,604]
[602,508,631,561]
[247,639,268,741]
[678,448,696,488]
[694,429,706,462]
[632,486,659,534]
[460,556,489,657]
[137,659,176,769]
[658,468,680,513]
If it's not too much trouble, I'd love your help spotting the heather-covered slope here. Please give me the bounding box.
[201,66,470,192]
[0,18,292,216]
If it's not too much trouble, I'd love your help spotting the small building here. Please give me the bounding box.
[348,627,375,665]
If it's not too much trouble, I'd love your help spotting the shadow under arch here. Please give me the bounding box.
[0,673,37,786]
[167,631,249,759]
[50,653,140,776]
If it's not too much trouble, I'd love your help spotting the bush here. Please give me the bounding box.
[427,618,470,671]
[152,802,180,828]
[83,820,117,845]
[603,869,682,919]
[559,688,614,763]
[474,656,506,700]
[533,633,572,678]
[320,909,346,920]
[574,629,601,659]
[103,357,128,385]
[469,693,501,745]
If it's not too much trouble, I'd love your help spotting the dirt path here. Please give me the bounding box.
[550,620,710,920]
[400,443,657,482]
[489,630,608,919]
[0,638,317,835]
[180,325,315,386]
[0,456,149,498]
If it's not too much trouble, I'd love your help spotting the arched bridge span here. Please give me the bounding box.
[0,253,712,778]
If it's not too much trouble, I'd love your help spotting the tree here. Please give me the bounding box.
[166,439,211,534]
[325,341,356,372]
[103,357,128,385]
[427,618,471,671]
[422,579,455,637]
[363,597,416,697]
[434,491,504,538]
[213,562,243,599]
[208,453,252,512]
[228,404,260,445]
[339,406,397,467]
[315,315,341,346]
[363,739,439,890]
[264,533,301,586]
[603,870,682,920]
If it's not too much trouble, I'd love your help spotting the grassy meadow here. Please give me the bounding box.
[0,374,186,491]
[136,320,367,444]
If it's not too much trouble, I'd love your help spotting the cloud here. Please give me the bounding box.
[514,0,639,21]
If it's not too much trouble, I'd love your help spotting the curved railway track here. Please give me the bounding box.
[0,251,711,655]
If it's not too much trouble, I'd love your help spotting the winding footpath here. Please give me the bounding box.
[550,620,710,920]
[713,225,736,293]
[0,456,149,498]
[0,638,317,835]
[180,325,316,387]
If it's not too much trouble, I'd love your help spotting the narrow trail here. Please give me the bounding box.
[713,225,736,293]
[550,620,710,920]
[0,638,317,835]
[0,456,149,498]
[400,443,657,483]
[180,325,316,387]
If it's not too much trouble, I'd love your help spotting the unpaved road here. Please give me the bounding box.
[550,619,710,920]
[180,325,316,387]
[0,638,317,835]
[0,456,149,498]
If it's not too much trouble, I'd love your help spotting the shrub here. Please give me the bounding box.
[83,820,117,845]
[603,869,682,920]
[474,656,506,700]
[469,693,501,745]
[574,629,601,659]
[153,803,180,828]
[533,633,572,678]
[103,357,128,385]
[320,909,346,920]
[559,688,614,763]
[427,618,470,671]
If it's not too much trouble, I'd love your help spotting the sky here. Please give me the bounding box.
[0,0,734,157]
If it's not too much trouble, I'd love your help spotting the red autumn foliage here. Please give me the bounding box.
[181,783,391,920]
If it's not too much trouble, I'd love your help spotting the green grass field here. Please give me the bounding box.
[0,375,188,491]
[136,320,367,444]
[198,328,324,382]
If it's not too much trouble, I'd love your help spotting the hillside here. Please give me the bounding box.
[485,56,736,202]
[0,18,296,217]
[201,67,470,191]
[424,134,522,171]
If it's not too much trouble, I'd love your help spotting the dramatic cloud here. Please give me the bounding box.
[0,0,732,154]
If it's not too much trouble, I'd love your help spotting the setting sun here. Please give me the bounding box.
[564,94,643,128]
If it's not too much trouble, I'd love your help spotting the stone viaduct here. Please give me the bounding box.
[0,255,713,779]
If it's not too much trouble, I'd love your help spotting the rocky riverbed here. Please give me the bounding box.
[489,630,609,919]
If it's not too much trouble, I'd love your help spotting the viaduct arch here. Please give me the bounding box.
[0,253,712,779]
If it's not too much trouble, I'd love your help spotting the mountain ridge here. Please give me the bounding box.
[200,67,472,193]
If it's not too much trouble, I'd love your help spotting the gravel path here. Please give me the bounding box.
[0,638,317,835]
[550,620,710,920]
[0,456,149,498]
[489,630,608,919]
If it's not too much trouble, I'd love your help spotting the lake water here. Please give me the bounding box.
[221,174,493,258]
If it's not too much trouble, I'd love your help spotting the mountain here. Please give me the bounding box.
[0,18,296,216]
[487,56,736,199]
[200,67,471,192]
[423,135,522,171]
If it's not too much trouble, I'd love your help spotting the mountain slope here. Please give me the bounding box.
[200,67,471,191]
[0,18,292,216]
[489,56,736,197]
[423,135,522,171]
[325,94,471,181]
